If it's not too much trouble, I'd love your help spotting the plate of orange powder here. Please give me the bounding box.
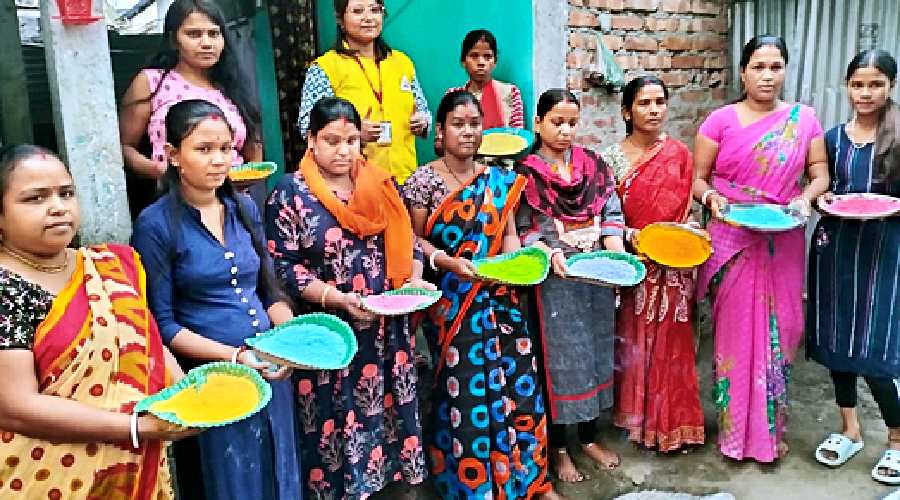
[633,222,713,269]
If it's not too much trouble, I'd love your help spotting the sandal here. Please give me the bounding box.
[815,433,864,467]
[872,449,900,485]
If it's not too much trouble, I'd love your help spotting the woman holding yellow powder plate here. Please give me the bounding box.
[600,76,706,452]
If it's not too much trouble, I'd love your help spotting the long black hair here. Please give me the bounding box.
[532,88,579,152]
[308,97,362,138]
[333,0,392,62]
[460,29,498,62]
[846,49,900,181]
[0,145,66,213]
[130,0,260,143]
[736,34,789,102]
[161,100,284,305]
[621,76,668,135]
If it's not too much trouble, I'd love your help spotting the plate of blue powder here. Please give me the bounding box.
[565,251,646,287]
[245,313,357,370]
[722,203,805,232]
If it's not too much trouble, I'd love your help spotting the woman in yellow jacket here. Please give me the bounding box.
[299,0,431,183]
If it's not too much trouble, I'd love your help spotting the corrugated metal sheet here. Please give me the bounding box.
[730,0,900,126]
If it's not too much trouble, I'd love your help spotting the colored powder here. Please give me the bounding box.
[568,258,636,285]
[229,166,272,182]
[149,373,259,425]
[364,294,434,312]
[637,226,710,268]
[255,324,348,367]
[479,133,527,156]
[827,197,900,217]
[476,253,547,284]
[726,205,798,230]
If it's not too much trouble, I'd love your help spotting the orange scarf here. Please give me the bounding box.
[300,151,413,288]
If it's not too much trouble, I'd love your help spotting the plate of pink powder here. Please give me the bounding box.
[819,193,900,220]
[360,288,442,316]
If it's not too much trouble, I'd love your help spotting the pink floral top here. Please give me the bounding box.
[143,68,248,167]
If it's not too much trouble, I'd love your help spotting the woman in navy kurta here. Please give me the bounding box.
[132,100,301,499]
[807,50,900,480]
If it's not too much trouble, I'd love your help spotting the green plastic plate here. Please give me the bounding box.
[228,161,278,182]
[473,246,550,286]
[134,362,271,428]
[245,313,357,370]
[478,127,534,159]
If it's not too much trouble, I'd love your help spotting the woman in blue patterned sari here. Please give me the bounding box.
[402,91,560,499]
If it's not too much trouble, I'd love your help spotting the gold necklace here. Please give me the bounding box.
[1,244,68,274]
[441,159,473,186]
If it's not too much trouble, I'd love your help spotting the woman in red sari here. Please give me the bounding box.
[0,145,195,499]
[600,76,705,452]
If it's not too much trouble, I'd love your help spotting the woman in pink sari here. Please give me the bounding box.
[693,35,830,462]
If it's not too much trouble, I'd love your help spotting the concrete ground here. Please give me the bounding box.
[376,314,898,500]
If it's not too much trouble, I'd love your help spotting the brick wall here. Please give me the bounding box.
[565,0,730,149]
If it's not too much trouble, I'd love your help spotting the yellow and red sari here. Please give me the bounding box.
[0,244,172,499]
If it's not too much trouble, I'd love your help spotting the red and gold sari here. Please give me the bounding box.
[603,136,705,452]
[0,244,172,499]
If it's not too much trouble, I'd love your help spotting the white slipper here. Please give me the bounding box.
[815,433,864,467]
[872,449,900,485]
[883,490,900,500]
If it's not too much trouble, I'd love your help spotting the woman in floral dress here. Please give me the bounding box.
[266,97,430,499]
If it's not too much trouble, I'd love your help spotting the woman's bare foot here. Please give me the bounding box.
[582,441,621,470]
[777,440,790,459]
[552,448,586,482]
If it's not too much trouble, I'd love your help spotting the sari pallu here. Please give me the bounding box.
[696,104,823,462]
[0,244,171,499]
[611,137,705,452]
[424,166,551,500]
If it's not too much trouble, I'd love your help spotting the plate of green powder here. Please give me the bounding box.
[472,246,550,286]
[722,203,805,232]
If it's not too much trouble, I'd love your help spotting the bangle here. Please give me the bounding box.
[549,248,564,259]
[701,189,718,207]
[429,250,447,271]
[230,346,245,364]
[320,285,332,309]
[130,411,140,449]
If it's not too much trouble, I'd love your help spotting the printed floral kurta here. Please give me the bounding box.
[266,172,426,499]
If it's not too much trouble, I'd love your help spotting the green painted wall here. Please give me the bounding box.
[315,0,534,163]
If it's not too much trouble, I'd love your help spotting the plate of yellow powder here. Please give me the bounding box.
[478,128,534,158]
[228,161,278,182]
[135,362,271,428]
[633,222,713,269]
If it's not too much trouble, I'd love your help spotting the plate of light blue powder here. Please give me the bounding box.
[245,313,357,370]
[565,250,646,287]
[722,203,805,232]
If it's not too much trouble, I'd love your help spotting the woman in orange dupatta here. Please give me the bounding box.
[0,145,194,499]
[600,77,705,452]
